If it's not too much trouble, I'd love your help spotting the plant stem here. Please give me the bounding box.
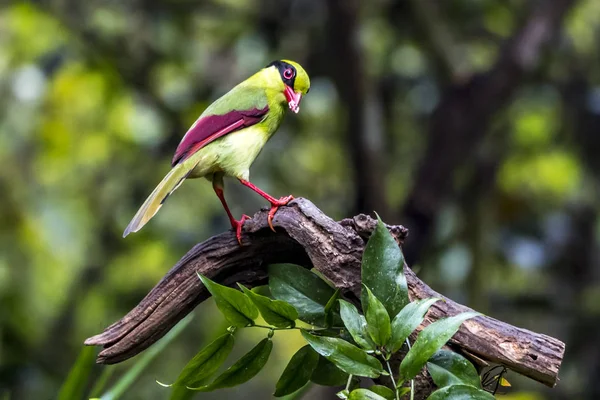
[385,359,400,400]
[248,324,343,332]
[250,324,293,331]
[345,374,354,392]
[405,339,414,400]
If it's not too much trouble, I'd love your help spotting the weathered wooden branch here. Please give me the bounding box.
[85,198,564,391]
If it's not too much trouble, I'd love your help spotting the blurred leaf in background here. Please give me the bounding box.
[0,0,598,398]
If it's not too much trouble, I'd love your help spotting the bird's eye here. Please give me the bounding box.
[283,68,294,80]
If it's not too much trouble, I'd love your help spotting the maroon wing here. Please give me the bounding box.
[172,106,269,166]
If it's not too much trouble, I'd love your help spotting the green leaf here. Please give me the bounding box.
[57,345,97,400]
[269,264,336,326]
[397,387,411,397]
[100,314,193,400]
[239,284,298,328]
[362,285,391,346]
[198,274,258,327]
[339,300,376,350]
[310,356,349,386]
[348,388,388,400]
[324,289,341,327]
[368,385,395,400]
[399,312,480,381]
[189,338,273,391]
[426,384,495,400]
[168,386,196,400]
[325,289,341,315]
[251,285,273,298]
[89,366,115,399]
[426,349,480,389]
[301,331,383,378]
[361,216,409,318]
[162,333,235,389]
[388,298,440,353]
[278,382,314,400]
[274,345,319,397]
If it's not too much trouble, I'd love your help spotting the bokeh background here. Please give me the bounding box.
[1,0,599,398]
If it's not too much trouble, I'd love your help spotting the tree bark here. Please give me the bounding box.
[86,199,565,394]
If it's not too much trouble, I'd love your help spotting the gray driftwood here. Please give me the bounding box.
[85,198,564,391]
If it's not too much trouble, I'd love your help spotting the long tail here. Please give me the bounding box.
[123,162,196,237]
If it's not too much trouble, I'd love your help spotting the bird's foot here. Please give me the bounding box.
[232,214,251,245]
[267,195,294,231]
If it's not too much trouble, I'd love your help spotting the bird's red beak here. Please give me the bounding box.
[284,85,302,113]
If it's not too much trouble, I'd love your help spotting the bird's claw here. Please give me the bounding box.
[233,214,251,245]
[267,195,294,232]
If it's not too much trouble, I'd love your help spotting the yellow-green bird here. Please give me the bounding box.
[123,60,310,243]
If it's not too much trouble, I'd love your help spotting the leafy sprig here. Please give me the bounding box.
[161,216,494,400]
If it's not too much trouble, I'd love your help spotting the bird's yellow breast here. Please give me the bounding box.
[187,124,273,181]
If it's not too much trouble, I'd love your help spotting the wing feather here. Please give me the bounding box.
[172,106,268,166]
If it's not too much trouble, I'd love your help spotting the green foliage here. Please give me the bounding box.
[162,333,234,389]
[361,214,409,317]
[157,218,488,398]
[57,218,485,399]
[301,331,384,378]
[348,388,389,399]
[3,2,592,398]
[239,284,298,328]
[274,345,319,397]
[189,338,273,391]
[368,385,395,399]
[324,288,342,327]
[399,312,480,382]
[339,299,376,351]
[269,263,337,326]
[99,314,192,400]
[426,350,481,389]
[363,285,392,346]
[310,356,349,386]
[88,367,115,399]
[426,384,495,400]
[198,274,258,327]
[388,298,439,353]
[57,345,96,400]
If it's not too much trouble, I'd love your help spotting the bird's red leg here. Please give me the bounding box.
[213,175,249,245]
[238,179,293,231]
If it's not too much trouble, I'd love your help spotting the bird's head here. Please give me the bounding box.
[266,60,310,113]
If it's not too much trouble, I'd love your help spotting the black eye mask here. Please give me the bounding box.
[266,60,297,89]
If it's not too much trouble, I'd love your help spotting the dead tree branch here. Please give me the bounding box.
[86,198,564,391]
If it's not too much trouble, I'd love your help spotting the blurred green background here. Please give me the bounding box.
[1,0,599,398]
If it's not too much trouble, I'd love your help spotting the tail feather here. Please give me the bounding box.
[123,163,196,237]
